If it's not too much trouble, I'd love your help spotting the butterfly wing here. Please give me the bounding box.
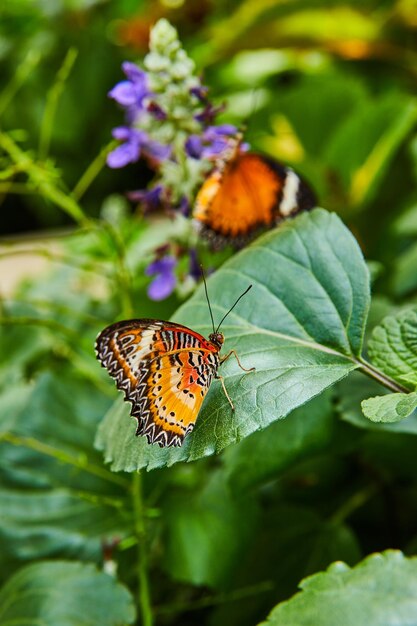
[193,152,315,248]
[95,320,220,447]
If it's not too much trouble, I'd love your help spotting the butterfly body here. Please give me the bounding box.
[193,149,315,249]
[95,319,225,448]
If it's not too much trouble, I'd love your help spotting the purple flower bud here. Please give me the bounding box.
[147,101,167,120]
[127,185,163,213]
[205,124,238,138]
[185,135,203,159]
[178,196,191,217]
[122,61,146,82]
[190,85,209,101]
[188,248,201,281]
[107,127,147,168]
[145,255,177,301]
[194,102,226,125]
[143,139,171,163]
[185,124,239,160]
[108,62,149,118]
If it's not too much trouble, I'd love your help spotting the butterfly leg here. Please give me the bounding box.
[220,349,255,373]
[215,373,235,411]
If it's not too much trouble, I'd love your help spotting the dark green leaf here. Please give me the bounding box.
[162,471,258,589]
[0,561,136,626]
[96,209,370,471]
[210,504,360,626]
[260,550,417,626]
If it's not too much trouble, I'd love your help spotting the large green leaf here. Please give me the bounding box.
[96,209,370,471]
[260,550,417,626]
[0,561,136,626]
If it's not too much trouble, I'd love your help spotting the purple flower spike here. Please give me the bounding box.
[145,256,177,301]
[107,127,147,168]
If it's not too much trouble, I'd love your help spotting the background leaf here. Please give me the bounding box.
[0,560,136,626]
[161,470,259,589]
[260,550,417,626]
[223,392,334,492]
[96,209,370,471]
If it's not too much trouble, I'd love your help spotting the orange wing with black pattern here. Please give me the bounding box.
[193,151,315,249]
[95,319,221,447]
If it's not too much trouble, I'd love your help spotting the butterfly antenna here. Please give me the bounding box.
[216,285,252,333]
[200,265,216,335]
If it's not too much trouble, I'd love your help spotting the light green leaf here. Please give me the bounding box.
[0,561,136,626]
[260,550,417,626]
[368,308,417,386]
[338,373,417,434]
[96,209,370,471]
[361,392,417,423]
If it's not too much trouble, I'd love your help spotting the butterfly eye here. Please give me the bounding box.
[209,332,224,347]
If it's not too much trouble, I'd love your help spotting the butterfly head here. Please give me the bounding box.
[209,331,224,349]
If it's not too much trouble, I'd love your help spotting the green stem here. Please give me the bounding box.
[38,48,78,160]
[100,221,134,318]
[331,484,378,525]
[0,433,129,488]
[0,50,41,116]
[132,472,153,626]
[72,140,117,201]
[355,357,410,394]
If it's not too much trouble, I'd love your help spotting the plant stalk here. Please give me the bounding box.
[356,357,410,394]
[132,472,153,626]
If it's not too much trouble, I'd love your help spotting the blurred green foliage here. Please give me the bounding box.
[1,1,417,625]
